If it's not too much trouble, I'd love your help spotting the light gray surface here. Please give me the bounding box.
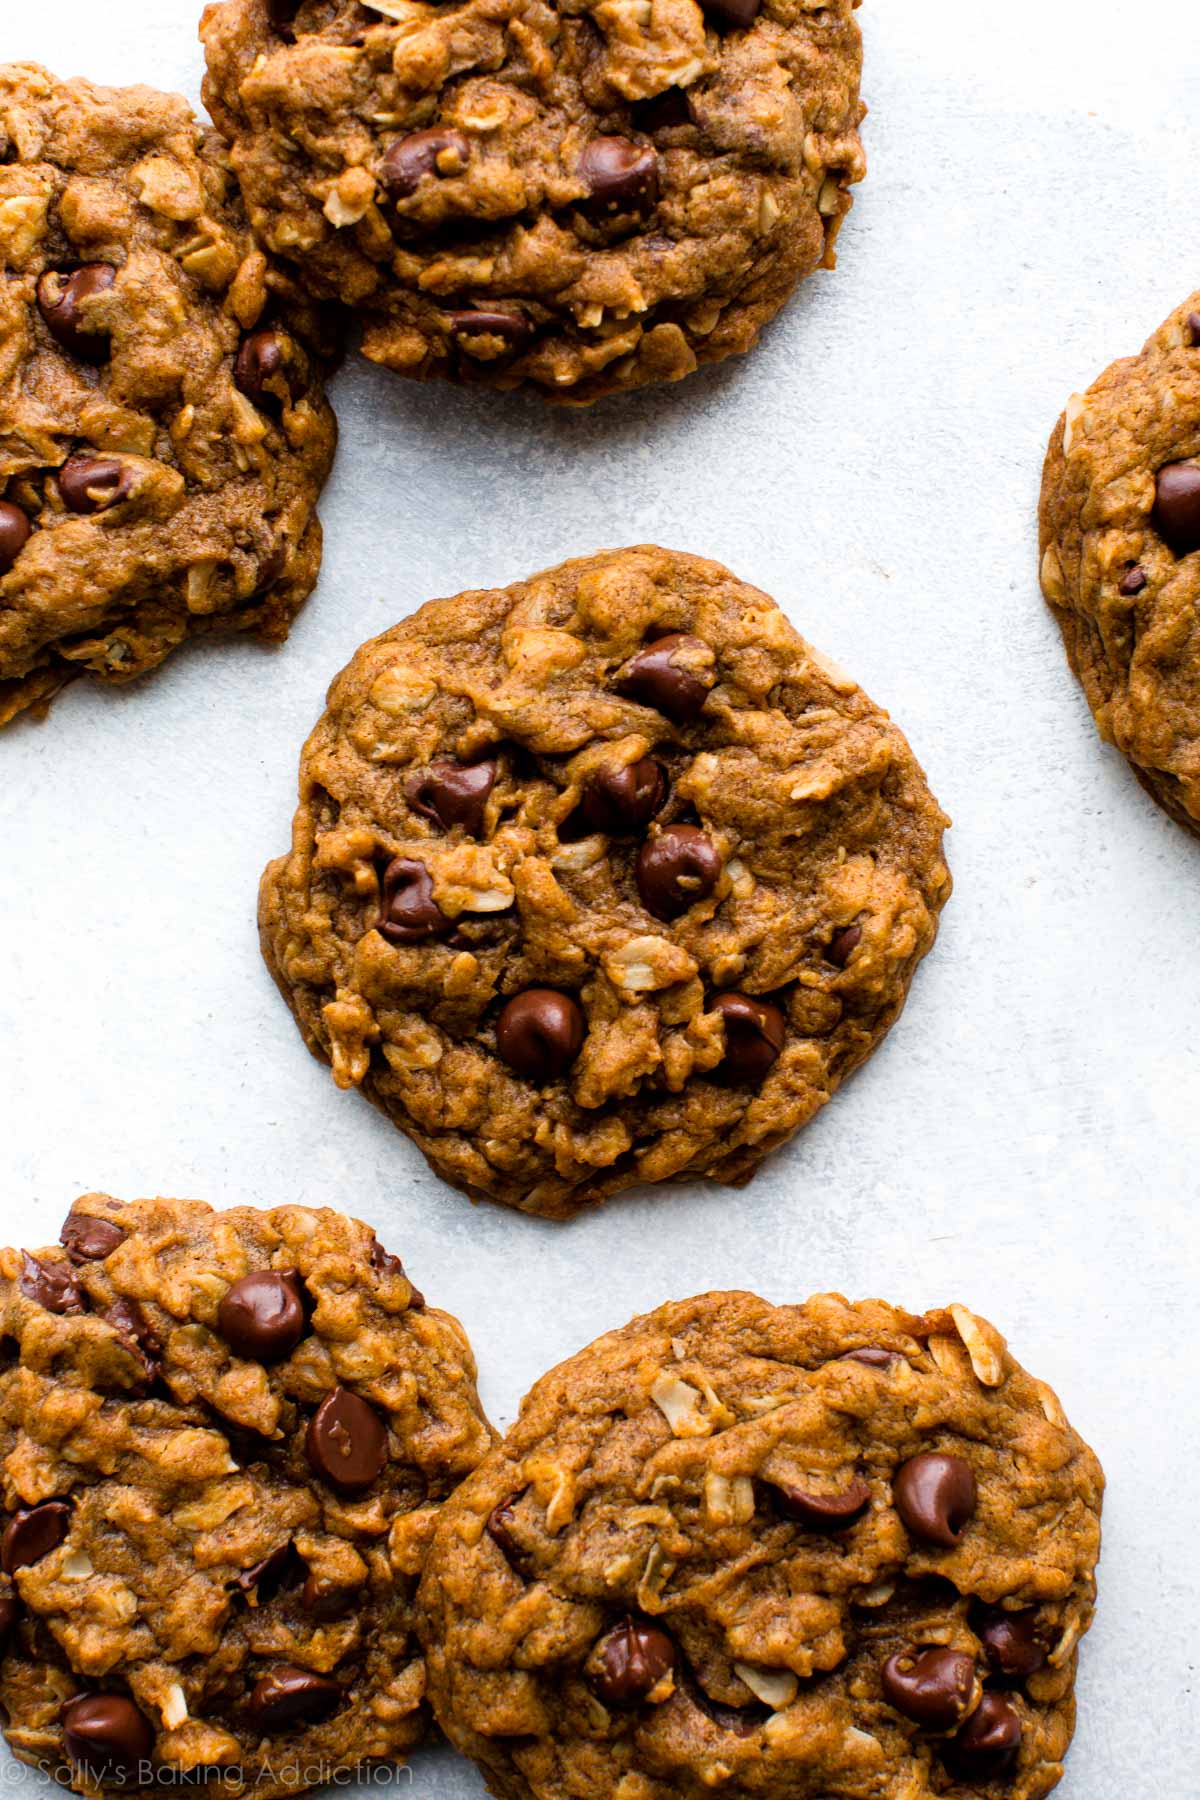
[1,0,1198,1793]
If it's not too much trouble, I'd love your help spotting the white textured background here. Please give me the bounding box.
[2,0,1199,1792]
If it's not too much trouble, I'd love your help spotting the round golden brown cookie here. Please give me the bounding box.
[417,1291,1104,1800]
[258,546,951,1218]
[0,1193,493,1799]
[199,0,865,402]
[0,64,338,728]
[1039,292,1200,835]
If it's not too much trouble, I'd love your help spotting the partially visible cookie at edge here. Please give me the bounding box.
[258,546,951,1218]
[200,0,865,402]
[417,1290,1104,1800]
[1039,292,1200,834]
[0,64,338,727]
[0,1193,493,1798]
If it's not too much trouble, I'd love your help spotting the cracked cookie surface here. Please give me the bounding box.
[0,1193,492,1798]
[0,64,337,727]
[200,0,864,402]
[258,546,950,1218]
[1039,291,1200,834]
[417,1290,1104,1800]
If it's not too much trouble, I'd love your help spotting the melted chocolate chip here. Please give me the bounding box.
[301,1571,360,1620]
[711,992,786,1084]
[1153,461,1200,557]
[0,501,30,575]
[369,1237,424,1307]
[377,857,450,944]
[486,1494,532,1573]
[1188,312,1200,347]
[588,1618,676,1706]
[234,1542,302,1605]
[579,137,659,215]
[495,989,585,1082]
[59,455,133,515]
[1,1502,71,1573]
[247,1666,341,1731]
[407,758,496,836]
[60,1213,126,1264]
[774,1475,870,1532]
[840,1346,898,1369]
[36,264,115,361]
[882,1647,978,1731]
[976,1607,1047,1680]
[945,1690,1022,1776]
[306,1386,388,1493]
[62,1694,154,1781]
[893,1452,977,1548]
[575,758,667,836]
[636,824,721,920]
[827,923,862,968]
[381,129,471,199]
[234,328,301,419]
[104,1298,162,1359]
[18,1252,84,1315]
[617,633,713,722]
[217,1271,306,1364]
[447,309,531,348]
[700,0,760,24]
[1118,566,1147,597]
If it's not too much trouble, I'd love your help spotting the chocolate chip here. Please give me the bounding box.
[266,0,300,33]
[579,137,658,215]
[407,758,496,836]
[381,128,471,200]
[882,1647,978,1731]
[234,328,301,419]
[486,1494,531,1572]
[636,824,721,920]
[377,857,449,944]
[104,1298,162,1359]
[36,264,115,361]
[1,1502,71,1573]
[18,1252,84,1315]
[827,923,862,968]
[774,1475,870,1532]
[976,1607,1046,1680]
[588,1618,676,1706]
[840,1347,898,1369]
[369,1237,424,1307]
[630,89,691,133]
[247,1666,341,1732]
[711,992,786,1084]
[62,1694,154,1781]
[1188,312,1200,347]
[495,989,585,1083]
[0,501,30,574]
[60,1214,126,1264]
[893,1452,977,1548]
[306,1386,388,1493]
[447,309,531,348]
[946,1691,1022,1774]
[617,633,713,722]
[700,0,760,25]
[575,758,666,835]
[234,1543,301,1604]
[300,1571,359,1620]
[1153,461,1200,557]
[59,455,133,515]
[217,1271,306,1364]
[1118,565,1148,597]
[0,1591,18,1645]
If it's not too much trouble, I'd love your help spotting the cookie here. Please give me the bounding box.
[258,546,951,1218]
[199,0,865,402]
[1039,292,1200,834]
[0,1193,493,1798]
[417,1290,1104,1800]
[0,65,337,728]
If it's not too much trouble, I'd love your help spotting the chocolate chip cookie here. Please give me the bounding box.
[1039,292,1200,834]
[417,1291,1104,1800]
[258,546,951,1217]
[199,0,865,402]
[0,65,337,727]
[0,1194,493,1797]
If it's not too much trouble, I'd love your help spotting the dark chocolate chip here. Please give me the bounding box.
[1,1502,71,1573]
[446,309,531,348]
[306,1386,388,1493]
[579,137,658,215]
[1153,461,1200,557]
[486,1494,531,1572]
[234,328,301,419]
[840,1346,898,1369]
[636,824,721,920]
[588,1617,676,1706]
[104,1298,162,1359]
[36,264,115,361]
[1118,566,1147,597]
[711,992,786,1084]
[247,1666,341,1731]
[700,0,760,25]
[1187,312,1200,347]
[407,758,496,836]
[617,633,713,722]
[630,89,692,133]
[217,1271,306,1364]
[381,129,471,199]
[60,1214,126,1264]
[575,758,666,836]
[300,1571,359,1620]
[945,1691,1022,1775]
[377,857,450,944]
[234,1543,301,1605]
[495,989,585,1083]
[0,501,30,575]
[18,1252,84,1315]
[59,455,133,515]
[774,1474,870,1532]
[893,1452,977,1548]
[882,1647,978,1731]
[369,1237,424,1307]
[62,1694,154,1781]
[827,923,862,968]
[976,1607,1047,1680]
